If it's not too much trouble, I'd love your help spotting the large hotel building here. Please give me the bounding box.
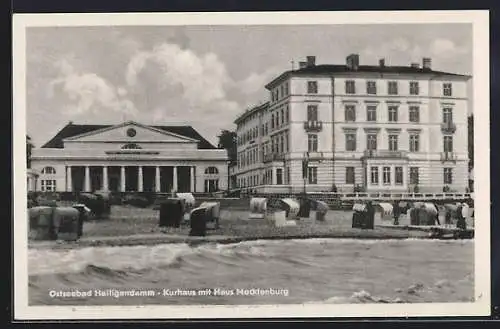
[233,54,471,194]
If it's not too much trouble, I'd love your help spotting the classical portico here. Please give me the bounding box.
[66,164,196,193]
[31,121,229,193]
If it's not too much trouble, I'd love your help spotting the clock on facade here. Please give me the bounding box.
[126,128,137,137]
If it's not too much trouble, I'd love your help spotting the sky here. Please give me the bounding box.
[25,23,472,147]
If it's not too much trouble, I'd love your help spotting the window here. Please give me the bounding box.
[370,167,379,185]
[307,105,318,121]
[285,106,290,123]
[41,166,56,174]
[383,167,391,185]
[345,80,356,94]
[205,167,219,175]
[366,81,377,95]
[366,105,377,122]
[345,133,357,151]
[346,167,355,184]
[281,109,285,125]
[265,123,268,135]
[284,82,289,95]
[308,167,318,184]
[280,134,284,153]
[41,179,56,192]
[443,108,453,124]
[345,105,356,122]
[122,143,142,149]
[443,135,453,152]
[409,81,419,95]
[389,135,399,151]
[286,132,290,152]
[443,83,452,96]
[409,106,420,123]
[410,167,419,185]
[409,134,420,152]
[276,168,283,185]
[307,81,318,94]
[276,112,280,128]
[280,85,284,98]
[308,134,318,152]
[367,134,378,150]
[271,114,275,129]
[444,168,453,185]
[388,81,398,95]
[204,179,219,193]
[395,167,403,185]
[388,106,399,122]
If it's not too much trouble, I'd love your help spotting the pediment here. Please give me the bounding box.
[63,121,198,144]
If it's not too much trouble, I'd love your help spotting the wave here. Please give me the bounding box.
[308,275,474,304]
[28,238,473,277]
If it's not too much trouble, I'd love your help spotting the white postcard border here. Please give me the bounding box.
[13,10,491,320]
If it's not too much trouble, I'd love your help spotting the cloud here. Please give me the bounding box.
[38,37,278,144]
[47,58,137,117]
[360,37,469,66]
[238,67,278,95]
[430,38,468,58]
[360,37,424,65]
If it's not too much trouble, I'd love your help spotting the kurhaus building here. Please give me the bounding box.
[234,54,471,193]
[29,121,228,193]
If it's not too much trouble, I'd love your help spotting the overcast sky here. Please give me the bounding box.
[25,23,472,147]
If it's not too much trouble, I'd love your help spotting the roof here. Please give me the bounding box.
[41,122,217,149]
[265,64,471,89]
[234,101,270,125]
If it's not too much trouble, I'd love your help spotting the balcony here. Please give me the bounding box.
[441,122,457,133]
[263,153,285,163]
[440,151,457,163]
[362,150,409,159]
[303,120,323,132]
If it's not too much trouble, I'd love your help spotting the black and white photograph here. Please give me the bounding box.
[13,11,490,319]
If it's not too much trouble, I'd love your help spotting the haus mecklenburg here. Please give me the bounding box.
[29,121,228,193]
[233,54,471,193]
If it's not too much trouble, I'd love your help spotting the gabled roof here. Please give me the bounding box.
[265,64,471,89]
[41,122,217,149]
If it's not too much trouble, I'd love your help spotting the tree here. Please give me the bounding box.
[217,130,237,165]
[26,135,34,169]
[468,115,474,171]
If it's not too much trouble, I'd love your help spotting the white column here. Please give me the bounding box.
[66,166,72,192]
[155,166,161,192]
[173,166,178,192]
[190,166,195,192]
[120,166,126,192]
[102,166,109,191]
[138,166,144,192]
[84,166,91,192]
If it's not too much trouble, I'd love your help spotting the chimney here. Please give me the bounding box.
[379,58,385,67]
[346,54,360,70]
[306,56,316,67]
[411,63,420,68]
[422,57,432,70]
[299,61,307,69]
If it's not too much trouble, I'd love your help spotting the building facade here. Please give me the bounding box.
[30,121,228,193]
[234,54,471,193]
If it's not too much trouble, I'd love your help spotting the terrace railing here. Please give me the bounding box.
[237,188,472,202]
